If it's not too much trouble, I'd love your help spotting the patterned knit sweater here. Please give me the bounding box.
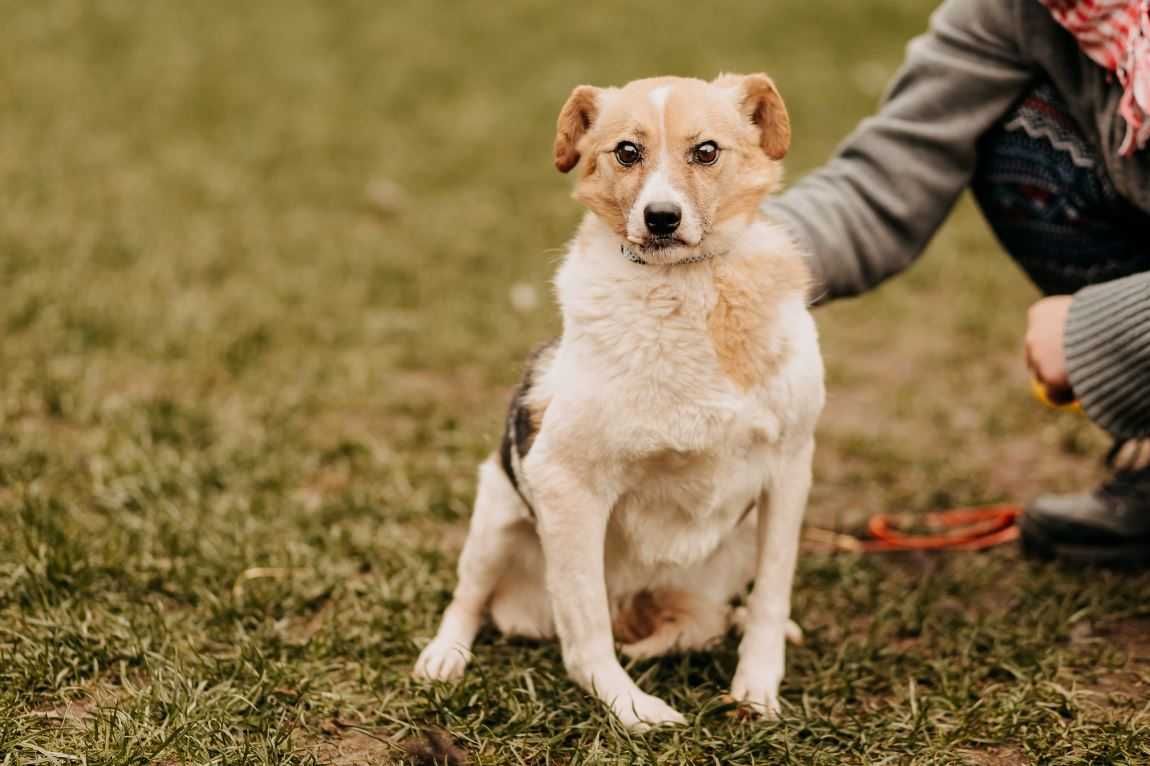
[764,0,1150,440]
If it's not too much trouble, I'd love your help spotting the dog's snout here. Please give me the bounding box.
[643,202,681,236]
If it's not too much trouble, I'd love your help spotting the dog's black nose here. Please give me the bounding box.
[644,202,681,236]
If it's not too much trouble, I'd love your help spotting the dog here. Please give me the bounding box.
[413,73,824,731]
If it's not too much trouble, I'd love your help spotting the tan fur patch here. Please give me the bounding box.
[708,248,810,390]
[526,399,548,438]
[612,589,693,644]
[515,398,549,456]
[713,159,783,224]
[519,343,556,454]
[713,73,791,160]
[554,85,601,173]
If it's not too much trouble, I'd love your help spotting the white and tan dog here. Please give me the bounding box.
[414,74,824,730]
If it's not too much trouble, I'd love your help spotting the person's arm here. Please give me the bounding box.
[764,0,1035,301]
[1065,273,1150,441]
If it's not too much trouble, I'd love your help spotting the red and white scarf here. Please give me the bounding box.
[1041,0,1150,155]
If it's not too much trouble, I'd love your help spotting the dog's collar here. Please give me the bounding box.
[621,244,716,266]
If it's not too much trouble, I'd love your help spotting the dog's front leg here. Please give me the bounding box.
[414,459,524,681]
[532,460,686,731]
[730,437,814,718]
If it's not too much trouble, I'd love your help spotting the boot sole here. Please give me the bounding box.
[1019,515,1150,569]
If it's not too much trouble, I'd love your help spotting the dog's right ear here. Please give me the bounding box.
[554,85,600,173]
[714,72,790,161]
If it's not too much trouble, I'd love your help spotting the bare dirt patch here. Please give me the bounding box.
[26,699,97,728]
[1077,619,1150,711]
[302,724,401,766]
[302,724,472,766]
[960,746,1030,765]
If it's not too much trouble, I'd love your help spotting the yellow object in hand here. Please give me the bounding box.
[1030,377,1082,413]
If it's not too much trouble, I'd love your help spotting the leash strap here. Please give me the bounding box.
[805,505,1023,553]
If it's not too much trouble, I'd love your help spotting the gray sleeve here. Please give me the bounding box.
[764,0,1035,301]
[1065,272,1150,440]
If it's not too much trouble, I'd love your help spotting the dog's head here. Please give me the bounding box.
[554,74,789,265]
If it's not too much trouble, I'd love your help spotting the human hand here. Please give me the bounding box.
[1025,295,1074,405]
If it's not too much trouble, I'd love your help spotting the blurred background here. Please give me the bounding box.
[2,1,1129,763]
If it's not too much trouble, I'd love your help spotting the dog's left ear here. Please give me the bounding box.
[717,73,790,161]
[554,85,601,173]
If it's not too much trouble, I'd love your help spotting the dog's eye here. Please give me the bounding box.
[614,141,641,167]
[692,141,719,165]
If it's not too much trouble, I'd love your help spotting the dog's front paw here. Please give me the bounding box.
[729,630,786,720]
[728,668,782,720]
[412,639,472,682]
[611,689,687,732]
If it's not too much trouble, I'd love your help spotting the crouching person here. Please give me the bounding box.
[764,0,1150,565]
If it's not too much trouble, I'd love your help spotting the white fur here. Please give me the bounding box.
[649,85,670,110]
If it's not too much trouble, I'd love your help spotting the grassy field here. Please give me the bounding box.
[3,0,1150,763]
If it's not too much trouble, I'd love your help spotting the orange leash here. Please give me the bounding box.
[855,379,1073,552]
[858,504,1022,552]
[804,380,1069,554]
[803,505,1023,553]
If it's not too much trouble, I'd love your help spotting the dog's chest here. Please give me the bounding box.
[609,421,771,570]
[578,286,788,569]
[550,247,818,570]
[565,268,791,453]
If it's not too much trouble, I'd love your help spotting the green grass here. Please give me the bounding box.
[2,1,1149,763]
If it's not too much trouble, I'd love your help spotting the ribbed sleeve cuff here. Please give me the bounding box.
[1064,272,1150,440]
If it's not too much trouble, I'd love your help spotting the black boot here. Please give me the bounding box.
[1021,443,1150,567]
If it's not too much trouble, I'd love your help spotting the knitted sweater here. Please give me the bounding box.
[765,0,1150,439]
